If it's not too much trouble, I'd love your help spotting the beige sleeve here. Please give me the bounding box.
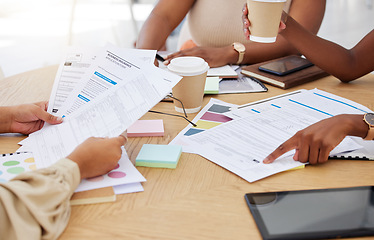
[0,158,80,240]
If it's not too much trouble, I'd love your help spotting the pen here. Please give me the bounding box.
[229,90,302,111]
[156,53,165,62]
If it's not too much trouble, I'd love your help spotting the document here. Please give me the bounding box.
[48,46,104,114]
[48,45,156,115]
[227,89,371,119]
[58,45,157,116]
[28,46,181,168]
[180,89,366,182]
[184,106,360,182]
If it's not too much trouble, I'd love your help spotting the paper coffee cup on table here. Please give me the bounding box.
[167,57,209,113]
[247,0,286,43]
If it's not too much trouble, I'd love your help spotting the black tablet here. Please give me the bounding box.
[245,186,374,240]
[258,55,314,76]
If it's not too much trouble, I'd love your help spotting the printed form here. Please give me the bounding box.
[56,45,156,116]
[48,47,105,114]
[29,46,181,168]
[183,89,367,182]
[227,89,371,119]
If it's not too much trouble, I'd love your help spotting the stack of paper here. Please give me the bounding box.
[16,44,182,199]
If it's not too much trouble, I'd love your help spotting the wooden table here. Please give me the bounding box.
[1,66,374,240]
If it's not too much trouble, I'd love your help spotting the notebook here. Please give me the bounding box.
[70,187,116,205]
[329,137,374,161]
[241,56,329,89]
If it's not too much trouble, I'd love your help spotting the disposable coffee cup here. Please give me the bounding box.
[247,0,286,43]
[167,57,209,113]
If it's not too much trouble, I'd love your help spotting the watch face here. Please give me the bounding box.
[364,113,374,126]
[234,43,245,52]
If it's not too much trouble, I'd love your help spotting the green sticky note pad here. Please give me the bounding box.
[204,77,220,94]
[135,144,182,169]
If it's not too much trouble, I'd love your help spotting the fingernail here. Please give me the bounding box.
[263,157,270,164]
[56,117,63,122]
[120,132,128,141]
[163,60,169,65]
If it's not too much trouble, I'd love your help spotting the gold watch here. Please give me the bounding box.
[363,113,374,140]
[232,42,245,65]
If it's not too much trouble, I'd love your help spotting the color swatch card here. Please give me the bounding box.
[169,98,237,154]
[127,119,164,137]
[0,150,146,193]
[76,149,146,192]
[0,152,35,182]
[136,144,182,169]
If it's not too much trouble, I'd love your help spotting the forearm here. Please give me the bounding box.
[0,106,13,133]
[242,37,299,64]
[0,159,80,240]
[136,12,172,50]
[136,0,194,50]
[280,16,360,82]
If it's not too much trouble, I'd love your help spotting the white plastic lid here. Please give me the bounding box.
[167,56,209,76]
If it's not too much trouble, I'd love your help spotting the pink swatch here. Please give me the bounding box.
[200,112,232,123]
[108,171,126,178]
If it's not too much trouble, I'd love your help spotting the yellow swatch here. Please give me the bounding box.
[24,157,35,163]
[29,164,37,170]
[194,120,222,130]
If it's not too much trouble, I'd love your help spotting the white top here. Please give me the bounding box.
[177,0,292,49]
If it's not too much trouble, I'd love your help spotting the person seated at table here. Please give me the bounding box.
[0,102,126,240]
[136,0,326,67]
[242,6,374,82]
[263,114,373,165]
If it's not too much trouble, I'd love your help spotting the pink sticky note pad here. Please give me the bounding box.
[127,119,164,137]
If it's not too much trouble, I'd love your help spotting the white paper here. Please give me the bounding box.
[207,65,238,77]
[179,89,368,183]
[58,45,157,116]
[184,105,361,183]
[48,46,104,114]
[113,182,144,195]
[28,46,181,169]
[227,89,372,119]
